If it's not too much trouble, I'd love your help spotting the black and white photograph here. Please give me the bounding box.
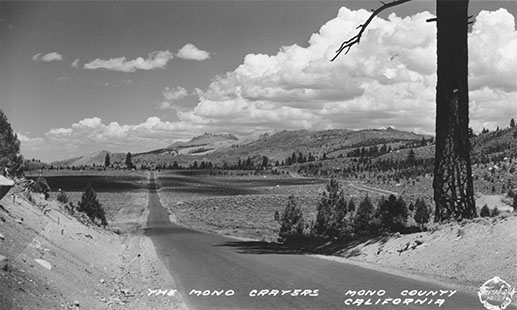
[0,0,516,309]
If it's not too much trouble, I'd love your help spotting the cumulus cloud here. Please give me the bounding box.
[71,59,80,68]
[469,9,517,92]
[45,117,203,150]
[32,52,63,62]
[176,44,210,61]
[158,86,189,110]
[179,7,517,135]
[84,50,174,72]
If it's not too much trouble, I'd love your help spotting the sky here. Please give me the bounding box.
[0,0,516,162]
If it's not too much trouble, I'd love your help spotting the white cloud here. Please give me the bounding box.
[179,7,517,135]
[84,50,174,72]
[176,44,210,61]
[469,9,517,92]
[71,59,80,68]
[24,7,517,161]
[17,133,44,144]
[158,86,189,110]
[32,52,63,62]
[45,117,204,150]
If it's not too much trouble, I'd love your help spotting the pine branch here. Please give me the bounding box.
[331,0,414,61]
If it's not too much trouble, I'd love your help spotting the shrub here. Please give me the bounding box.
[480,204,491,217]
[279,195,305,243]
[492,207,500,217]
[77,183,108,227]
[57,190,69,204]
[513,196,517,212]
[30,176,51,199]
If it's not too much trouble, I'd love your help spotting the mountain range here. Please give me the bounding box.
[49,127,516,168]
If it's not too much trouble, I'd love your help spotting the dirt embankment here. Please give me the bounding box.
[0,187,187,309]
[314,216,517,293]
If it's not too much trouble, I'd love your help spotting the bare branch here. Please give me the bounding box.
[331,0,413,61]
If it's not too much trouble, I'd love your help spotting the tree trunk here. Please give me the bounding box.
[433,0,476,221]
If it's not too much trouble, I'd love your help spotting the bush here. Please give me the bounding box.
[513,196,517,212]
[480,204,491,217]
[279,195,305,243]
[492,207,500,217]
[77,183,107,227]
[56,190,69,204]
[30,176,50,199]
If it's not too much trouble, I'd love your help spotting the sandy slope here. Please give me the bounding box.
[0,186,187,309]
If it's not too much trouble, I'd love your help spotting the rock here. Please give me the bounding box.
[0,232,4,240]
[73,300,80,307]
[100,278,105,284]
[34,259,52,270]
[121,288,134,297]
[0,255,8,271]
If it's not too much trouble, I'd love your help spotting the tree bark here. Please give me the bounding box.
[433,0,476,221]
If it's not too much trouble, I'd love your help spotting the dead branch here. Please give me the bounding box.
[331,0,413,61]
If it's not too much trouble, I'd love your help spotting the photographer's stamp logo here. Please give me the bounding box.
[478,277,516,310]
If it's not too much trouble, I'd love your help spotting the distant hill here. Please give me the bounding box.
[471,127,517,161]
[129,128,432,167]
[51,151,126,168]
[49,126,517,169]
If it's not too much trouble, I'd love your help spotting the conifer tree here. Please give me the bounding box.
[354,195,376,235]
[0,109,24,175]
[279,195,304,243]
[414,198,430,229]
[480,204,490,217]
[378,195,408,232]
[313,178,349,238]
[104,153,110,168]
[125,152,133,169]
[78,183,108,226]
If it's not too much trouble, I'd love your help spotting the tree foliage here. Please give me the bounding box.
[0,109,24,175]
[279,195,305,243]
[30,176,51,199]
[78,183,108,226]
[378,194,408,232]
[480,204,490,217]
[313,178,350,239]
[414,198,430,228]
[125,152,133,169]
[105,153,110,168]
[354,195,376,235]
[57,190,69,204]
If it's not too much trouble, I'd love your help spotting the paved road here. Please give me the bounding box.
[145,173,505,310]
